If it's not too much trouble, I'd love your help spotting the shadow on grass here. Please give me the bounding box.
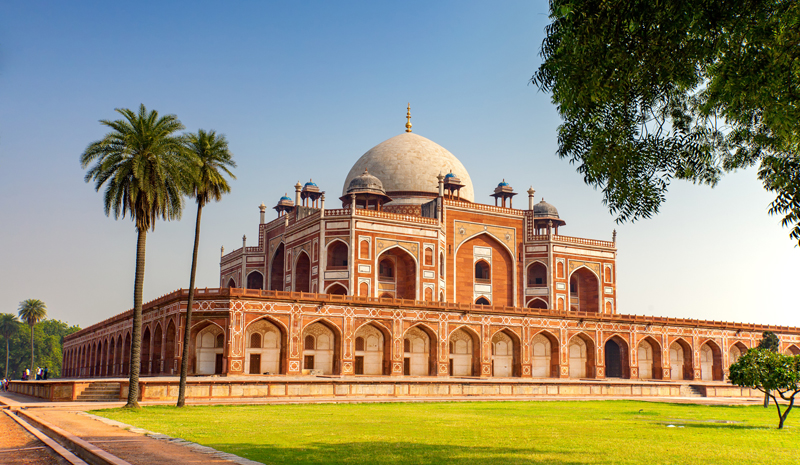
[664,423,772,431]
[208,441,595,465]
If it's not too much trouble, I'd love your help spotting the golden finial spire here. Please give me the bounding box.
[405,103,412,133]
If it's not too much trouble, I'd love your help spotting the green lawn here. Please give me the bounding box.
[93,401,798,464]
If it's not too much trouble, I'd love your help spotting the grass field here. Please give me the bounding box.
[93,401,798,464]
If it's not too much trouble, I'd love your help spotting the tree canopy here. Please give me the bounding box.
[729,348,800,428]
[533,0,800,244]
[759,331,781,352]
[0,314,80,379]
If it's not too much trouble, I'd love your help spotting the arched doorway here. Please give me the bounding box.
[377,247,417,300]
[455,234,514,306]
[569,267,599,312]
[669,339,692,380]
[270,243,285,291]
[449,327,480,377]
[568,334,595,378]
[604,335,629,379]
[729,342,747,367]
[302,321,340,375]
[354,323,389,375]
[527,298,547,309]
[527,262,547,287]
[491,330,520,377]
[247,271,264,290]
[115,335,123,376]
[123,333,131,375]
[786,344,800,355]
[195,325,224,375]
[294,252,311,293]
[107,338,115,376]
[531,331,559,378]
[700,341,723,381]
[403,326,434,376]
[637,337,662,380]
[245,319,283,375]
[227,278,236,288]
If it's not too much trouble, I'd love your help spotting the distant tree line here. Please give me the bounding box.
[0,313,80,380]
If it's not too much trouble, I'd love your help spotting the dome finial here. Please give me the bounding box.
[405,103,412,133]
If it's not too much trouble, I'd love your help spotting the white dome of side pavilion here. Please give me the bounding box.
[341,132,475,205]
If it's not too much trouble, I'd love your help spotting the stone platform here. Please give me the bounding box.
[8,376,760,403]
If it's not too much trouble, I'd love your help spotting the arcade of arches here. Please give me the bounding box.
[63,302,795,384]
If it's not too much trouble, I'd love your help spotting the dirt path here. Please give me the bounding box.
[0,411,65,465]
[28,409,239,465]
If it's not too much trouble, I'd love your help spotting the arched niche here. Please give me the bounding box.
[637,336,662,380]
[527,262,547,287]
[531,331,559,378]
[569,267,600,313]
[568,333,596,378]
[700,340,723,381]
[527,298,547,309]
[354,323,389,375]
[403,325,437,376]
[194,323,225,375]
[141,327,152,376]
[269,243,285,291]
[729,341,748,368]
[152,323,163,375]
[247,271,264,290]
[491,329,521,377]
[165,320,176,375]
[302,320,341,375]
[294,251,311,293]
[245,318,284,375]
[455,233,514,307]
[604,335,630,379]
[327,240,349,270]
[377,246,417,300]
[669,339,693,380]
[449,327,480,377]
[325,283,348,295]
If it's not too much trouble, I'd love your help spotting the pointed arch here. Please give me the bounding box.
[107,337,116,376]
[324,283,348,295]
[193,321,225,375]
[269,242,285,291]
[668,337,693,380]
[377,245,418,300]
[448,325,481,377]
[246,270,264,290]
[164,320,176,375]
[786,344,800,355]
[354,322,391,375]
[729,341,748,369]
[531,329,559,378]
[403,323,438,376]
[475,296,491,306]
[152,323,163,375]
[527,298,548,309]
[244,315,287,374]
[604,333,630,379]
[454,232,515,307]
[294,250,312,293]
[301,318,342,375]
[568,332,596,378]
[637,336,662,380]
[227,278,236,288]
[699,339,723,381]
[123,332,131,376]
[526,261,548,287]
[326,239,349,270]
[491,327,521,377]
[141,326,152,376]
[569,266,600,313]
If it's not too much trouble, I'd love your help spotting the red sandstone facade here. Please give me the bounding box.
[62,127,800,384]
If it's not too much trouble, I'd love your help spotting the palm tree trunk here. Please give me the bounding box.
[29,324,35,377]
[5,338,9,379]
[125,227,147,409]
[177,202,203,407]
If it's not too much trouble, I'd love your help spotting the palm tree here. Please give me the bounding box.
[0,313,20,379]
[18,300,47,376]
[81,104,189,408]
[177,129,236,407]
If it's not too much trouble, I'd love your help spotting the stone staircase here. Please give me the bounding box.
[76,382,121,402]
[680,384,706,398]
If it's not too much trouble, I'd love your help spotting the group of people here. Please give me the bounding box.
[19,367,49,381]
[1,378,8,391]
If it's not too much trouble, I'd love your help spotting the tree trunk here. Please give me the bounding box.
[764,390,770,408]
[29,324,35,376]
[125,227,147,409]
[5,338,9,379]
[177,202,203,407]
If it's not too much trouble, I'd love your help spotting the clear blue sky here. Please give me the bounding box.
[1,1,797,328]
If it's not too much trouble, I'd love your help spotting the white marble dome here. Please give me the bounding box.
[342,132,474,204]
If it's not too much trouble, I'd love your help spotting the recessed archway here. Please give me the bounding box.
[152,323,163,375]
[568,333,596,378]
[192,322,225,375]
[669,338,693,380]
[449,326,481,377]
[491,329,521,377]
[327,240,349,270]
[325,283,348,295]
[269,243,285,291]
[786,344,800,356]
[604,335,630,379]
[527,298,547,309]
[245,318,285,375]
[531,330,559,378]
[700,340,723,381]
[377,246,417,300]
[729,341,748,368]
[637,336,662,380]
[165,320,176,375]
[569,267,600,313]
[354,322,390,375]
[527,262,547,287]
[246,271,264,290]
[403,325,436,376]
[294,251,311,293]
[302,320,341,375]
[455,233,514,307]
[141,327,151,376]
